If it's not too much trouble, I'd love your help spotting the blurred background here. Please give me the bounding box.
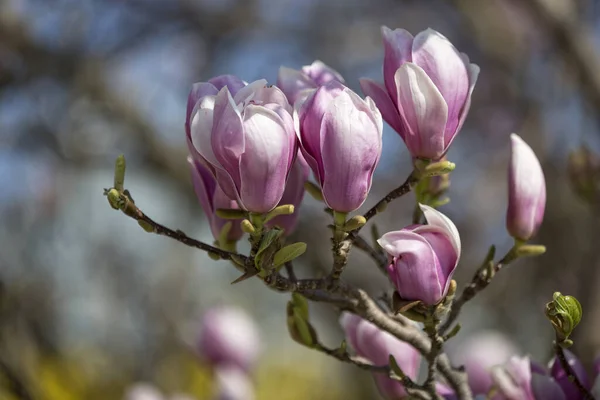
[2,0,600,398]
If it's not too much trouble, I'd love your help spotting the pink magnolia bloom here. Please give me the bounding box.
[188,79,297,213]
[295,81,383,212]
[378,204,460,306]
[277,60,345,105]
[197,306,261,372]
[265,153,310,235]
[491,356,535,400]
[360,27,479,160]
[506,134,546,241]
[339,312,420,399]
[189,158,243,243]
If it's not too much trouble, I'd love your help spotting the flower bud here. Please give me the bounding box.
[213,366,255,400]
[265,154,310,234]
[339,312,420,399]
[378,204,461,305]
[296,81,383,212]
[189,158,243,243]
[550,349,590,400]
[360,27,479,160]
[197,306,261,372]
[506,134,546,241]
[450,330,518,395]
[491,356,535,400]
[277,60,345,105]
[189,80,297,213]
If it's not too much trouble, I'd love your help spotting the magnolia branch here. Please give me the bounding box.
[359,173,419,228]
[352,290,473,400]
[106,184,472,399]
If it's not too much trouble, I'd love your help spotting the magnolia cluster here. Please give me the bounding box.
[187,26,546,308]
[339,321,600,400]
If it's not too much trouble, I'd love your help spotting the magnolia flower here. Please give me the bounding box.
[188,80,297,213]
[361,27,479,160]
[378,204,460,305]
[295,81,383,212]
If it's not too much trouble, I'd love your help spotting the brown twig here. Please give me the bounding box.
[358,173,419,230]
[353,234,388,276]
[352,290,473,400]
[317,344,430,399]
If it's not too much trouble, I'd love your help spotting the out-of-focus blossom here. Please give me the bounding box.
[506,134,546,241]
[189,158,243,243]
[491,356,535,400]
[550,349,590,400]
[277,60,345,105]
[213,366,255,400]
[378,204,460,305]
[360,27,479,160]
[296,81,383,212]
[197,306,261,372]
[450,330,519,395]
[266,153,310,234]
[339,312,420,399]
[188,80,297,213]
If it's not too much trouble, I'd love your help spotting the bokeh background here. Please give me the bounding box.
[1,0,600,399]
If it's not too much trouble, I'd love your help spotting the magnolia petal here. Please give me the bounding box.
[395,63,448,159]
[412,28,469,140]
[186,82,218,131]
[211,87,245,189]
[233,79,268,106]
[419,204,461,260]
[360,78,405,136]
[277,66,317,105]
[320,91,382,212]
[301,60,345,86]
[381,26,414,101]
[452,61,480,148]
[208,74,247,96]
[238,105,292,212]
[297,81,345,182]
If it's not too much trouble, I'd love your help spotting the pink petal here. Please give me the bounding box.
[395,63,448,159]
[211,87,245,190]
[381,26,414,104]
[412,29,469,141]
[360,78,405,136]
[320,90,382,212]
[238,105,293,212]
